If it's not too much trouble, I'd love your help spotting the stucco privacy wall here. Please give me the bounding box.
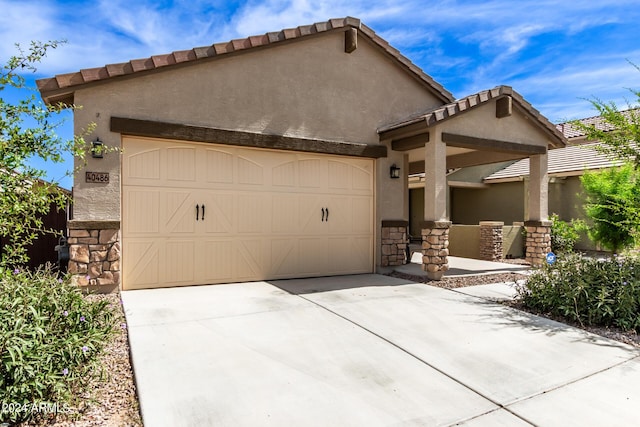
[72,31,441,222]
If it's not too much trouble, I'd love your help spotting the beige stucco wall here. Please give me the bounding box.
[72,31,443,224]
[440,99,552,148]
[448,224,524,259]
[448,225,481,258]
[450,182,525,225]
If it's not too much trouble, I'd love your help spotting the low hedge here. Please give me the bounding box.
[519,254,640,332]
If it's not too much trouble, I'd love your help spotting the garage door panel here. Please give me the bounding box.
[164,191,197,234]
[299,195,324,234]
[272,194,298,234]
[123,137,374,289]
[123,240,160,287]
[125,148,160,182]
[328,161,351,190]
[235,239,265,280]
[166,147,197,183]
[352,163,373,192]
[199,240,234,282]
[351,237,374,272]
[328,237,352,273]
[298,238,328,275]
[204,149,234,184]
[351,197,373,234]
[270,238,298,277]
[237,194,268,233]
[202,193,234,234]
[164,240,195,284]
[299,159,324,189]
[238,157,264,185]
[124,188,160,234]
[327,196,351,235]
[272,161,296,187]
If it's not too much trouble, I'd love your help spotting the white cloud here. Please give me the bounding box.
[2,0,639,125]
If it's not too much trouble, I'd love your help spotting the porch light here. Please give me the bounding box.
[390,164,401,179]
[91,138,104,158]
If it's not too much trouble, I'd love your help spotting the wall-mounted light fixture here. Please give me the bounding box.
[390,164,400,179]
[91,138,104,158]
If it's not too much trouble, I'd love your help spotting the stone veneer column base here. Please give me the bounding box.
[381,220,409,267]
[479,221,504,261]
[421,221,451,280]
[525,220,552,266]
[67,220,121,292]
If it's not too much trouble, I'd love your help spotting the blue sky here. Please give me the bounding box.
[2,0,640,189]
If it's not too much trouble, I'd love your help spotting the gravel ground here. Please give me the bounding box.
[21,292,143,427]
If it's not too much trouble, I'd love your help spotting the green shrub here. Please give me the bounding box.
[550,213,585,254]
[0,266,116,424]
[518,253,640,331]
[580,164,640,253]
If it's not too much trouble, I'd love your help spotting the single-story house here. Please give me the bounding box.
[37,17,566,290]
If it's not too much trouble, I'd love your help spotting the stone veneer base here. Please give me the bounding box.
[421,221,451,280]
[67,220,120,292]
[381,220,409,267]
[525,220,552,266]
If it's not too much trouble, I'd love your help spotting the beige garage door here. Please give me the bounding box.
[121,136,374,290]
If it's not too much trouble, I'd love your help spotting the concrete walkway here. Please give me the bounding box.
[398,253,531,277]
[122,275,640,426]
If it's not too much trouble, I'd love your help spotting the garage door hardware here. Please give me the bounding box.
[195,204,206,221]
[321,207,330,222]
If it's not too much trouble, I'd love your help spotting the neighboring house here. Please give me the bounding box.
[407,114,620,251]
[37,17,565,289]
[0,179,70,269]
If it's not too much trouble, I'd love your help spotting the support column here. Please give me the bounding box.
[422,128,450,280]
[526,153,551,265]
[479,221,503,261]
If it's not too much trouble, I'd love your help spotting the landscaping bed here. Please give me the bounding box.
[17,292,142,427]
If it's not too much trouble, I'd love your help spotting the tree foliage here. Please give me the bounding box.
[573,65,640,252]
[580,164,640,253]
[0,41,89,266]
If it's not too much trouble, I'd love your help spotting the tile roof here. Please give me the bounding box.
[378,85,566,147]
[37,17,454,105]
[483,142,623,182]
[556,114,617,139]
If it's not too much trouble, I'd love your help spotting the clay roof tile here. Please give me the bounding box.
[151,54,176,68]
[130,58,154,72]
[80,67,109,82]
[37,17,453,105]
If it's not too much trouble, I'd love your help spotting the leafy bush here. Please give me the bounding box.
[580,164,640,253]
[0,266,116,424]
[550,213,585,254]
[519,253,640,331]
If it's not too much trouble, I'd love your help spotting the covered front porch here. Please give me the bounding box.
[377,86,566,280]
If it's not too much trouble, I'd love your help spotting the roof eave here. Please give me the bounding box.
[37,17,454,107]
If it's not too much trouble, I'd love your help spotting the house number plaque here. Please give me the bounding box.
[85,172,110,183]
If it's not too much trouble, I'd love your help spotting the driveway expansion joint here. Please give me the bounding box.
[292,292,534,426]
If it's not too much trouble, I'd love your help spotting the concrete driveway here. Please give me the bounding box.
[121,274,640,426]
